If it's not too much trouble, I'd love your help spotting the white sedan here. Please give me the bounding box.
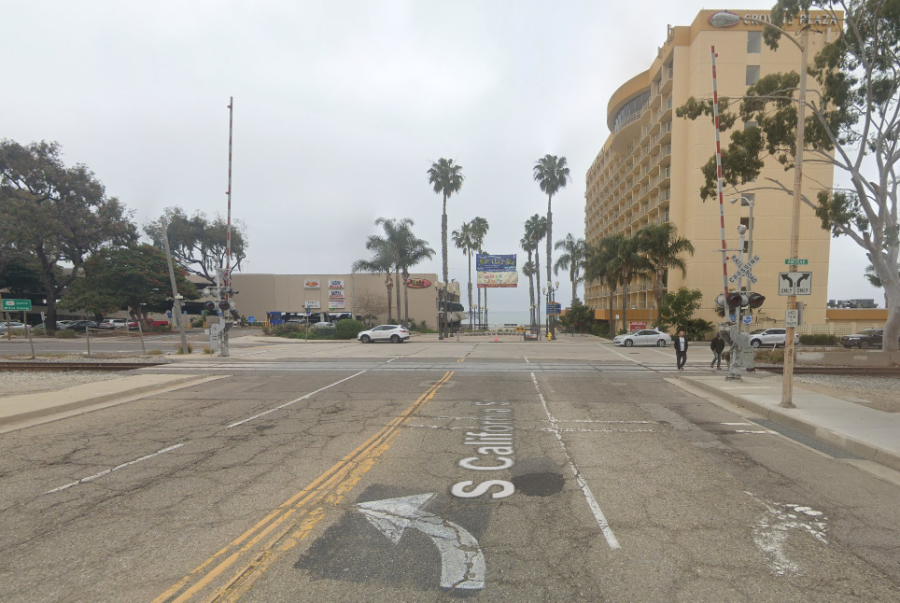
[613,329,672,347]
[358,325,410,343]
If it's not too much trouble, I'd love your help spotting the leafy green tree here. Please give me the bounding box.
[524,214,547,328]
[145,207,248,286]
[558,298,594,335]
[0,140,137,330]
[398,227,435,328]
[658,287,714,339]
[554,234,587,304]
[676,1,900,351]
[533,155,571,337]
[636,223,695,323]
[452,221,476,331]
[368,217,413,327]
[60,244,198,326]
[427,159,465,286]
[865,262,900,309]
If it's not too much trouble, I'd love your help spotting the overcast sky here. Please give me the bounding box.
[3,1,883,318]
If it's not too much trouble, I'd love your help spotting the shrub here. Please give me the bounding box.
[190,317,205,328]
[755,349,784,363]
[151,325,172,333]
[174,342,194,354]
[202,345,215,355]
[147,349,164,356]
[32,327,47,337]
[799,333,838,346]
[335,319,365,339]
[54,329,77,339]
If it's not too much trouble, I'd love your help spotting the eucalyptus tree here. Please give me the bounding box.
[0,140,137,330]
[470,217,490,328]
[554,234,587,305]
[865,263,900,310]
[427,158,465,286]
[636,223,694,322]
[676,0,900,350]
[524,214,547,330]
[452,221,476,331]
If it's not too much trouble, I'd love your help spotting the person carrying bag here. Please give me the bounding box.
[710,333,725,370]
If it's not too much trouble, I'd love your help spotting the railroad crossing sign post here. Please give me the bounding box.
[729,254,759,285]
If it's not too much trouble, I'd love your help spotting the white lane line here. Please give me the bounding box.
[236,350,274,357]
[530,372,621,550]
[721,422,752,426]
[734,430,771,434]
[227,370,367,428]
[542,428,661,433]
[601,345,642,364]
[649,348,676,358]
[524,356,530,364]
[45,443,184,494]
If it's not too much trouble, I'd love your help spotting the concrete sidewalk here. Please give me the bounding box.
[681,374,900,472]
[0,373,221,430]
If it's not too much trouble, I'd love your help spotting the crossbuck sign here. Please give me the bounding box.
[729,254,759,285]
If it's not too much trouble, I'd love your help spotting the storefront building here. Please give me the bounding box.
[584,9,840,330]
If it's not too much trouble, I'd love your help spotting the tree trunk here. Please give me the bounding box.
[883,278,900,352]
[385,276,392,323]
[402,268,410,328]
[608,286,615,334]
[528,273,535,326]
[467,252,473,332]
[622,279,629,333]
[394,265,401,326]
[656,267,665,327]
[535,252,542,334]
[571,265,577,305]
[441,194,448,285]
[546,195,553,337]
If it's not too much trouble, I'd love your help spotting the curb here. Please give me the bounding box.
[681,377,900,473]
[0,374,211,426]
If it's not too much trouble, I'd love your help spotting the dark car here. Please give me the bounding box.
[841,329,884,349]
[63,320,98,332]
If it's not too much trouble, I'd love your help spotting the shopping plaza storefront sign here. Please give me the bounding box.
[708,10,840,28]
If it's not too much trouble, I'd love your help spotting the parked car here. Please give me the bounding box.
[98,318,136,329]
[330,313,353,322]
[315,321,336,329]
[0,321,31,332]
[840,329,889,349]
[613,329,672,347]
[62,320,98,332]
[357,324,410,343]
[749,328,800,348]
[149,320,169,328]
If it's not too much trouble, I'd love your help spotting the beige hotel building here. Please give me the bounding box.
[584,9,840,329]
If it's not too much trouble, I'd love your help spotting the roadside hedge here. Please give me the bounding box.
[335,320,365,339]
[799,334,839,346]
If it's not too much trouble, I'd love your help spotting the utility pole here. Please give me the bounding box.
[221,96,235,358]
[162,218,190,355]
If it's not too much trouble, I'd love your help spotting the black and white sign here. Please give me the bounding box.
[728,254,759,285]
[778,272,812,296]
[305,300,321,309]
[785,309,799,327]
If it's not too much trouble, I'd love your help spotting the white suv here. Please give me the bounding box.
[749,328,800,348]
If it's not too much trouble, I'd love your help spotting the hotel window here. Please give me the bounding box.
[747,31,762,53]
[746,65,760,85]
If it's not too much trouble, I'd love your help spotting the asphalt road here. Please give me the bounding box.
[1,339,898,602]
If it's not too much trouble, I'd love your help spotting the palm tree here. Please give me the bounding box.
[452,221,476,331]
[585,235,620,333]
[554,234,587,305]
[400,233,435,328]
[521,258,537,326]
[352,247,394,324]
[524,214,547,331]
[532,155,571,293]
[636,223,695,325]
[607,236,651,333]
[470,217,490,329]
[427,159,465,286]
[369,217,414,325]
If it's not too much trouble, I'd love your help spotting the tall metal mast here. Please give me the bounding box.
[220,97,234,357]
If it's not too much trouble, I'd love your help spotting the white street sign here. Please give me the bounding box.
[785,309,799,327]
[778,272,812,296]
[357,493,485,591]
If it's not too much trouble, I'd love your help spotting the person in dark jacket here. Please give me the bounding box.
[710,333,725,370]
[673,330,688,371]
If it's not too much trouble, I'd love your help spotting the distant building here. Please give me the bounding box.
[584,9,840,329]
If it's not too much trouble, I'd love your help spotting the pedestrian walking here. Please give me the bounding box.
[710,332,725,370]
[674,330,688,371]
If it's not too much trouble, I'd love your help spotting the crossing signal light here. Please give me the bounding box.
[748,292,766,309]
[715,294,726,309]
[204,301,216,312]
[218,300,232,312]
[726,292,748,308]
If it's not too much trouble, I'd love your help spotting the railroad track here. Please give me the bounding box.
[759,365,900,376]
[0,362,168,371]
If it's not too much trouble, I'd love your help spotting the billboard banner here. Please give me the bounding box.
[329,300,345,309]
[305,300,321,309]
[304,279,320,289]
[329,290,345,299]
[476,254,518,288]
[329,279,344,289]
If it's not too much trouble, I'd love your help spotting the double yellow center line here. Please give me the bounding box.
[153,371,454,603]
